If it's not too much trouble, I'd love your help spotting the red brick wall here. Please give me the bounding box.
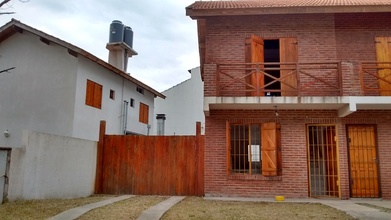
[204,110,391,199]
[203,13,391,97]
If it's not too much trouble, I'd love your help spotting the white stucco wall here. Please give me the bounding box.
[8,131,97,200]
[72,57,156,140]
[0,31,78,148]
[153,67,204,135]
[0,30,157,148]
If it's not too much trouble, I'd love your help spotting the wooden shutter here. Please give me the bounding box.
[85,79,102,109]
[85,80,94,106]
[226,121,231,174]
[245,35,264,96]
[139,103,149,124]
[261,122,281,176]
[280,38,298,96]
[375,37,391,96]
[93,83,103,109]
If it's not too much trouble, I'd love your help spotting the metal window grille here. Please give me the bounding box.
[231,124,261,174]
[308,125,339,198]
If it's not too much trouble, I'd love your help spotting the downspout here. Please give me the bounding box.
[123,100,129,134]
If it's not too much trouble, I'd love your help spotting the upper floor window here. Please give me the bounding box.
[136,87,144,94]
[109,89,115,100]
[130,98,135,107]
[139,102,149,124]
[85,79,102,109]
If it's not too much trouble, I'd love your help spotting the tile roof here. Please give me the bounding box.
[188,0,391,9]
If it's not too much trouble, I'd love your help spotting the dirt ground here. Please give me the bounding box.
[162,197,356,220]
[0,195,113,220]
[0,196,357,220]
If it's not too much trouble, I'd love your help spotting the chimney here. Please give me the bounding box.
[106,20,138,73]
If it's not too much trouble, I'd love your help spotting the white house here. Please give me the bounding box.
[0,19,165,148]
[0,19,165,202]
[154,67,204,135]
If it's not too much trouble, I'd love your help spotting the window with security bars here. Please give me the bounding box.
[230,124,261,174]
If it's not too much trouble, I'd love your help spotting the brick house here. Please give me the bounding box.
[186,0,391,199]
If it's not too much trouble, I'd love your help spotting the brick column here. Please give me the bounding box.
[203,64,217,96]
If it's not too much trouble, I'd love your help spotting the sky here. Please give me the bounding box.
[0,0,200,92]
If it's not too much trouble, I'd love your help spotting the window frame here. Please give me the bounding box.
[109,89,115,100]
[226,121,281,177]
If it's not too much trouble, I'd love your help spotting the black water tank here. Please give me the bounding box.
[123,26,133,48]
[109,20,124,43]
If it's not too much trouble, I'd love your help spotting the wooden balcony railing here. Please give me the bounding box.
[215,62,342,97]
[360,62,391,96]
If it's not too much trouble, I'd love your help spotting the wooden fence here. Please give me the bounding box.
[95,121,204,196]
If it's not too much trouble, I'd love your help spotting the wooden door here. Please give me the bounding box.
[347,125,380,198]
[261,122,281,176]
[280,38,298,96]
[245,35,264,96]
[375,37,391,96]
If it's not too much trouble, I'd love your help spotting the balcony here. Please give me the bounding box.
[203,62,391,117]
[216,62,342,97]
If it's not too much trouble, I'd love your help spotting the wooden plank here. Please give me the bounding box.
[94,121,106,193]
[261,122,280,176]
[245,35,264,96]
[85,80,94,106]
[280,38,298,96]
[375,37,391,96]
[98,133,204,196]
[93,82,102,109]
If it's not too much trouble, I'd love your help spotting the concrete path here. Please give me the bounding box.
[205,197,391,220]
[49,195,134,220]
[137,196,186,220]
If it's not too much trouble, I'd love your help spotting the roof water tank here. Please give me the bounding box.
[109,20,124,43]
[123,26,133,48]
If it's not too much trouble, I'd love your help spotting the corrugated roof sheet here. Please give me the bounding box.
[188,0,391,9]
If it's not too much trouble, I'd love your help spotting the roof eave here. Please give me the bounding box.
[186,5,391,19]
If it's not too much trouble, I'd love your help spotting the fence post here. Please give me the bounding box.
[195,121,204,196]
[94,120,106,194]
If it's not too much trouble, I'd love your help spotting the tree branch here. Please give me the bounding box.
[0,67,15,74]
[0,11,14,14]
[0,0,12,8]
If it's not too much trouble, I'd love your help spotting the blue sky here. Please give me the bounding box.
[0,0,199,92]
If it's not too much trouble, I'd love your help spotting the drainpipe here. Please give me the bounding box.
[123,100,129,134]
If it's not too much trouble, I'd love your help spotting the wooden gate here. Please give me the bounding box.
[347,125,380,198]
[95,121,204,196]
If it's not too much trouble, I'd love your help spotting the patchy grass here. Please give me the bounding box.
[0,195,114,220]
[162,197,356,220]
[77,196,167,220]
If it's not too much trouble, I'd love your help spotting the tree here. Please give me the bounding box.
[0,0,29,15]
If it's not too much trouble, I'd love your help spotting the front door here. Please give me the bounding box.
[347,125,380,198]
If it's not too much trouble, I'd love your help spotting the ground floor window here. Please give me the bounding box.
[227,122,281,176]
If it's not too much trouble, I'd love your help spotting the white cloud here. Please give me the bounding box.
[0,0,199,92]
